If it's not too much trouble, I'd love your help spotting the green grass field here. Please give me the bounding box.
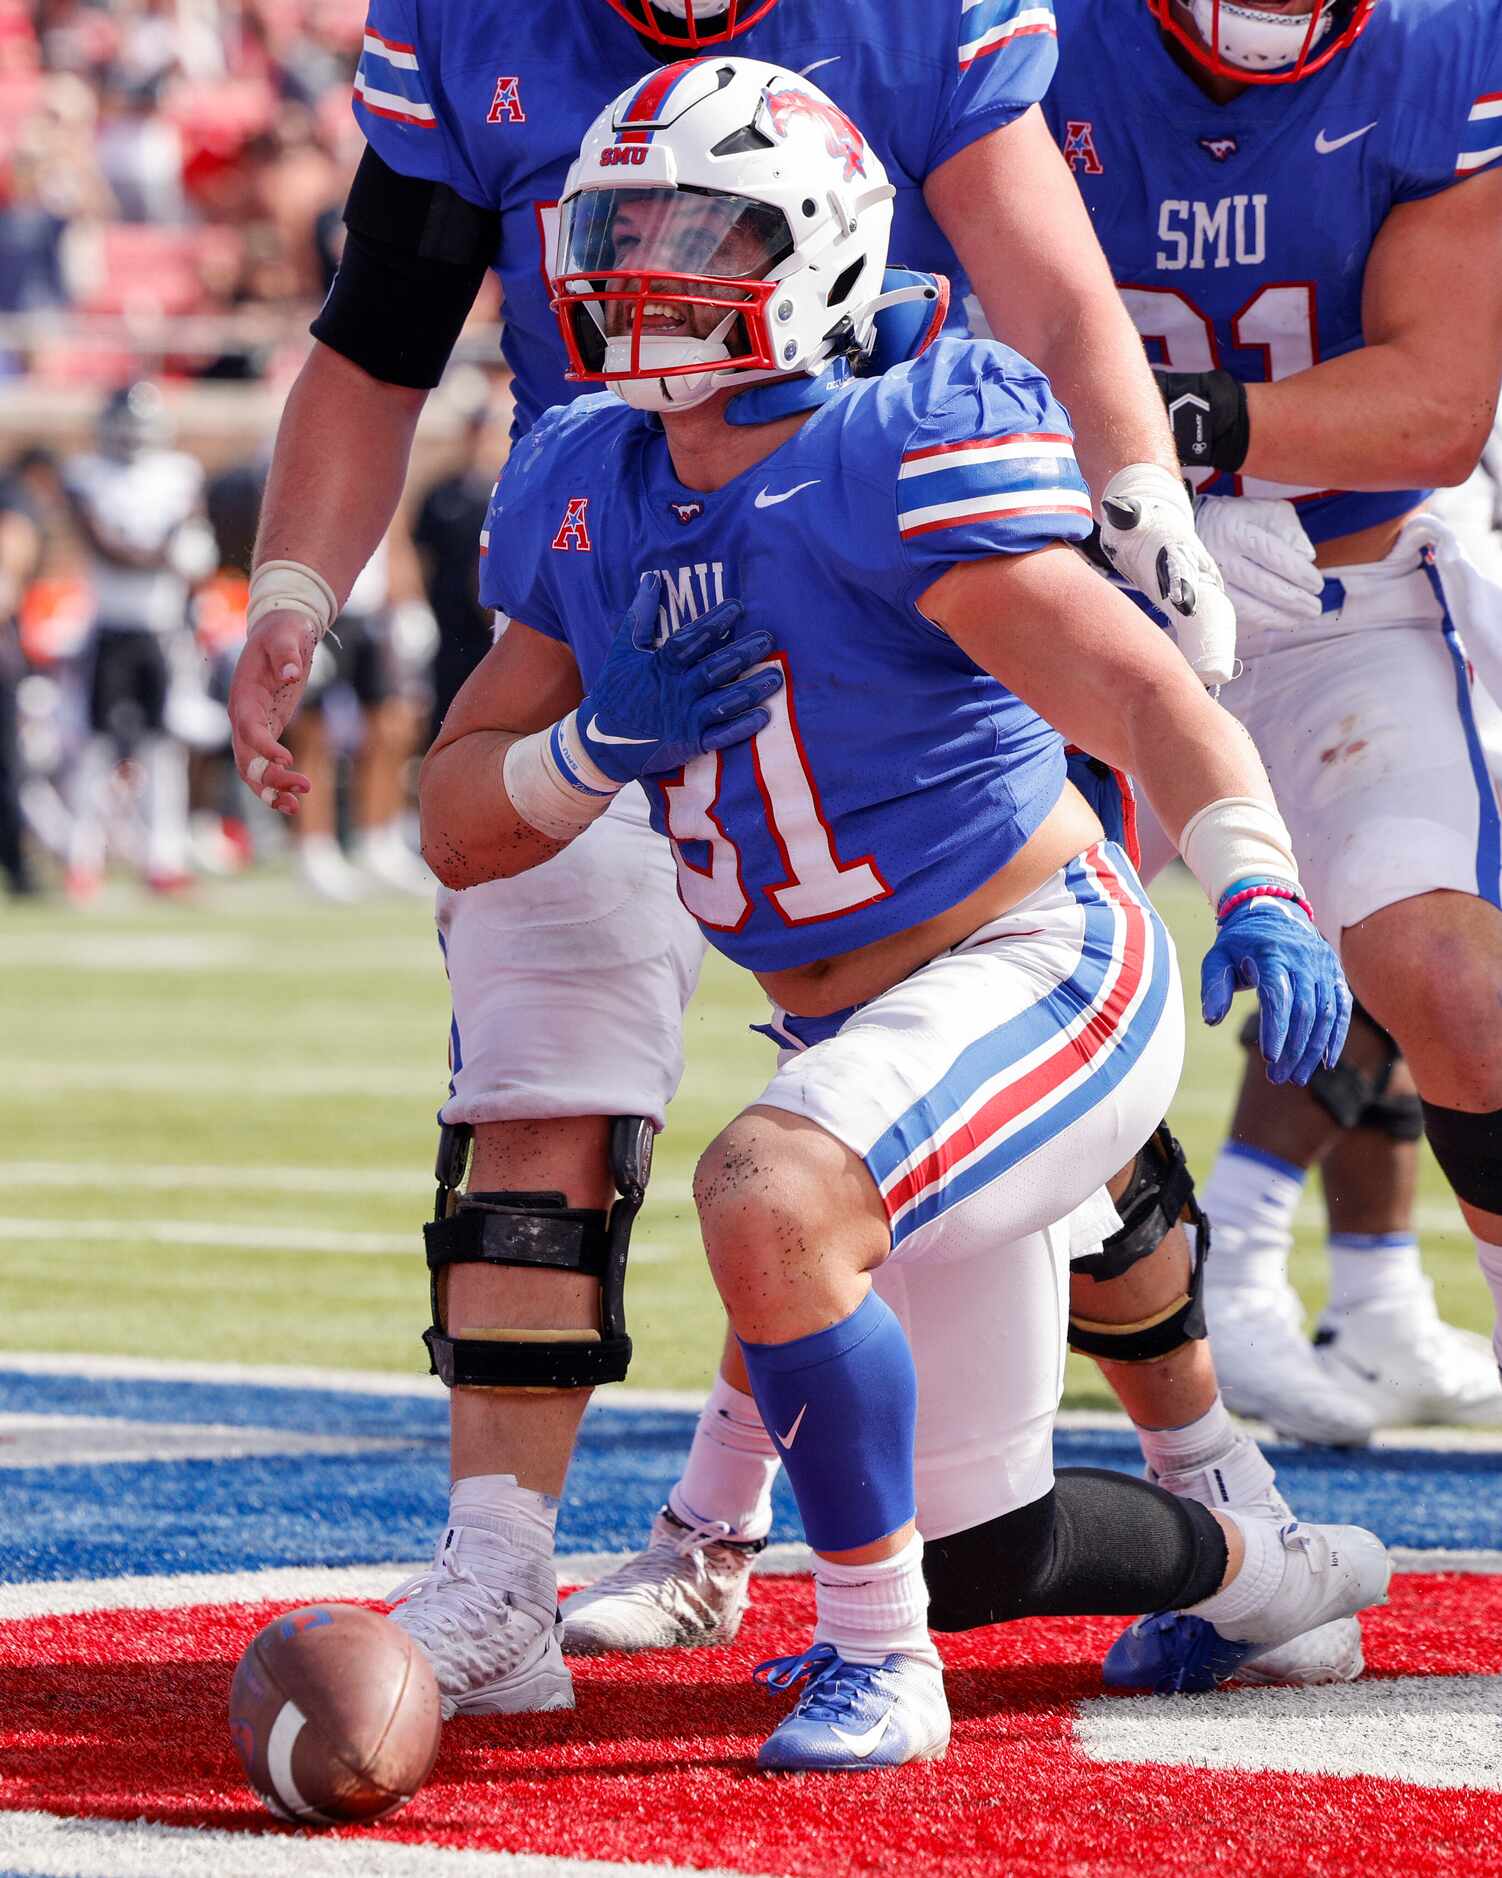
[0,866,1489,1407]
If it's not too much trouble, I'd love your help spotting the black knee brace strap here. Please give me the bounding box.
[1068,1126,1209,1362]
[924,1469,1227,1632]
[422,1117,652,1390]
[1242,998,1413,1134]
[1420,1100,1502,1214]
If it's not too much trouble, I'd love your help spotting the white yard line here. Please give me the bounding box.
[0,1218,669,1263]
[0,1811,778,1878]
[8,1064,444,1096]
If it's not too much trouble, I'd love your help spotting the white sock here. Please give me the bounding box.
[812,1533,938,1667]
[1325,1232,1424,1313]
[445,1474,559,1619]
[1182,1510,1284,1635]
[668,1374,781,1542]
[1201,1143,1306,1295]
[1475,1237,1502,1371]
[1137,1395,1238,1479]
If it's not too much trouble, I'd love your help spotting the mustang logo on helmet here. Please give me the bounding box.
[763,86,867,182]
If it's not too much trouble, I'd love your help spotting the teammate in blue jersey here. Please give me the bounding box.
[419,58,1387,1771]
[1038,0,1502,1679]
[221,0,1324,1713]
[1043,0,1502,1443]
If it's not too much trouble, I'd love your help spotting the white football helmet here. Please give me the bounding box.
[1149,0,1375,83]
[551,57,895,413]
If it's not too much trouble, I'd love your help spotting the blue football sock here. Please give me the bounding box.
[738,1288,916,1554]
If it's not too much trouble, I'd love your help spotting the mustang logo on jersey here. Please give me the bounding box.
[764,86,867,181]
[1062,120,1103,175]
[1154,194,1267,271]
[487,75,525,123]
[1199,136,1239,161]
[670,500,705,524]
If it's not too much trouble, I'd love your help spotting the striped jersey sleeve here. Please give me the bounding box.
[928,0,1059,173]
[1393,2,1502,202]
[1458,90,1502,179]
[351,2,445,184]
[887,341,1094,597]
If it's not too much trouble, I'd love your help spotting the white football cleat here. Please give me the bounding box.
[355,827,436,897]
[1206,1282,1378,1446]
[754,1644,950,1772]
[1314,1282,1502,1427]
[560,1506,763,1654]
[1104,1519,1390,1694]
[1149,1431,1363,1685]
[387,1526,573,1719]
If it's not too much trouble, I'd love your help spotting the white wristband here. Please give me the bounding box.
[1178,795,1300,906]
[247,558,340,639]
[502,713,621,843]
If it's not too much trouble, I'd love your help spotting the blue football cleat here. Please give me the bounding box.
[752,1642,950,1771]
[1103,1611,1257,1694]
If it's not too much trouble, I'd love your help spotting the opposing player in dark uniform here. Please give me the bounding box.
[419,57,1388,1771]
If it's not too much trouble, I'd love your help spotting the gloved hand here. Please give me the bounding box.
[1193,495,1323,633]
[575,573,783,783]
[1201,877,1352,1085]
[1098,463,1238,688]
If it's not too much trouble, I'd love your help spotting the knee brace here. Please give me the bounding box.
[421,1117,652,1390]
[1067,1125,1209,1363]
[1242,998,1416,1136]
[924,1470,1226,1631]
[1420,1101,1502,1215]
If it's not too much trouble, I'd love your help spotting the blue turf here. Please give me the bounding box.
[2,1370,1498,1586]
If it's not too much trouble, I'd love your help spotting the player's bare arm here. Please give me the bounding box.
[1240,165,1502,493]
[228,344,429,815]
[926,106,1238,685]
[419,617,586,886]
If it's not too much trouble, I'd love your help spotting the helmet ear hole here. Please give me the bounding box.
[825,256,865,309]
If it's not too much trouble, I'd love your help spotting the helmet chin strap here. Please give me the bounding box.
[1183,0,1334,72]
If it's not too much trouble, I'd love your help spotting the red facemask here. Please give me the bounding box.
[1146,0,1378,85]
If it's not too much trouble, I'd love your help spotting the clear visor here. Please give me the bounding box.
[559,186,793,284]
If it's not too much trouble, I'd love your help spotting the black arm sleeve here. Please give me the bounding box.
[310,146,502,391]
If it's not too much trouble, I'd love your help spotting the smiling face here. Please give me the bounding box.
[601,190,772,342]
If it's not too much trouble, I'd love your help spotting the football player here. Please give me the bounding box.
[1037,0,1502,1664]
[419,58,1389,1770]
[232,0,1352,1704]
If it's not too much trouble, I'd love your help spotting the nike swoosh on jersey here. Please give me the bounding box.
[800,56,841,76]
[829,1712,894,1759]
[585,716,654,746]
[754,480,821,509]
[777,1403,808,1448]
[1314,122,1377,154]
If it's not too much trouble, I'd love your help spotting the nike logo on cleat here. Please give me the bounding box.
[829,1712,893,1758]
[586,716,653,746]
[777,1403,808,1448]
[1315,122,1377,154]
[754,480,820,509]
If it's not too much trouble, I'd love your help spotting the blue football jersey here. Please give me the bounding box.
[351,0,1058,437]
[1043,0,1502,543]
[479,337,1094,972]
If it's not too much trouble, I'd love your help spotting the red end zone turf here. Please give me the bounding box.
[3,1574,1501,1878]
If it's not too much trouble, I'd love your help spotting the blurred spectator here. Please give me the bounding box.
[96,72,185,223]
[411,378,508,745]
[62,380,213,898]
[0,460,41,895]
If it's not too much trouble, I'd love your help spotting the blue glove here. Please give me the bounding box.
[1201,877,1352,1085]
[574,573,782,784]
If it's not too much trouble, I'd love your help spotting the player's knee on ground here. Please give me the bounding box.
[422,1118,649,1390]
[1066,1127,1209,1363]
[923,1469,1227,1630]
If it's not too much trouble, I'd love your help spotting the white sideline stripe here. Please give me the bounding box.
[0,934,437,973]
[0,1544,1492,1624]
[0,1547,816,1622]
[11,1063,443,1096]
[4,1351,1500,1447]
[1075,1675,1502,1791]
[0,1348,705,1410]
[0,1811,779,1878]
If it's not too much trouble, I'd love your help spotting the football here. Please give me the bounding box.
[228,1604,442,1827]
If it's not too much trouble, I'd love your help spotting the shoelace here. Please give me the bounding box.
[752,1643,883,1721]
[386,1556,512,1640]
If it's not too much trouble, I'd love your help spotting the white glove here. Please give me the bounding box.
[1192,494,1323,633]
[1097,463,1238,688]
